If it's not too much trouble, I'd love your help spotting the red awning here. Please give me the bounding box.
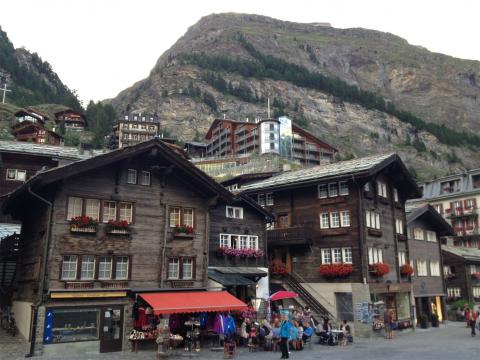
[139,291,248,315]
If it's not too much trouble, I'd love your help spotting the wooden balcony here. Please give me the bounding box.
[267,226,313,246]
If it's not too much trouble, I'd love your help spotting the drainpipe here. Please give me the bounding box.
[26,185,53,358]
[352,175,368,284]
[160,203,168,288]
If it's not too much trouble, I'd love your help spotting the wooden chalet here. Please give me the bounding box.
[406,205,453,325]
[2,138,267,356]
[442,245,480,303]
[54,109,87,131]
[241,153,420,337]
[14,108,48,125]
[11,121,62,145]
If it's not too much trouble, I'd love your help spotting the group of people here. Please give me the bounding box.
[315,317,352,346]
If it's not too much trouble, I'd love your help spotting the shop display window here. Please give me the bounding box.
[395,293,410,320]
[50,308,99,343]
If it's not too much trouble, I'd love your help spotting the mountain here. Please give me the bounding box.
[0,26,81,123]
[110,13,480,179]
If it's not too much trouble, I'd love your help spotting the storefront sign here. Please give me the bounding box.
[50,291,127,299]
[43,310,53,344]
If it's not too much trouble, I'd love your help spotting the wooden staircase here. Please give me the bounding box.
[282,272,335,322]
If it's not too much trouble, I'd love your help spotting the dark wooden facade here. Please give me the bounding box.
[2,139,242,355]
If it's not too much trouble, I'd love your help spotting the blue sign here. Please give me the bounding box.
[43,310,53,344]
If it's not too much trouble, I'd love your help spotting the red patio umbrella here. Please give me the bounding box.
[270,290,298,301]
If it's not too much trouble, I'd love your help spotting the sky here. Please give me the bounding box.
[1,0,479,105]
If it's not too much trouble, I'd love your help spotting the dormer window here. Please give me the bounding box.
[328,183,338,197]
[440,179,460,194]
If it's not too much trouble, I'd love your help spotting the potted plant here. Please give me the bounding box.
[69,216,98,233]
[173,224,194,238]
[418,314,429,329]
[107,219,131,235]
[400,264,414,277]
[431,313,439,327]
[369,262,390,277]
[319,264,353,279]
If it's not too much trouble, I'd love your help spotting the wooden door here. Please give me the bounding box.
[100,307,123,353]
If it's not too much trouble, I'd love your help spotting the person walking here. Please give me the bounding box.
[470,308,479,337]
[280,315,292,359]
[384,308,394,339]
[465,305,471,328]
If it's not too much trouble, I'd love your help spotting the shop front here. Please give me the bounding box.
[41,290,129,357]
[369,283,414,333]
[129,290,248,354]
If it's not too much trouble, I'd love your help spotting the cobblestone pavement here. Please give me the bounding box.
[1,322,479,360]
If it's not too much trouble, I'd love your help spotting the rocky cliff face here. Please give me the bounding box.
[110,13,480,179]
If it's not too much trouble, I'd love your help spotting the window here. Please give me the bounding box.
[80,255,95,280]
[321,249,332,264]
[328,183,338,197]
[393,188,399,202]
[330,212,340,228]
[218,234,258,249]
[140,171,151,186]
[339,181,349,196]
[220,234,230,248]
[413,228,424,240]
[239,236,248,249]
[395,219,404,234]
[182,258,193,280]
[365,211,381,229]
[470,265,478,274]
[257,194,266,207]
[447,288,461,298]
[168,258,179,279]
[277,214,289,228]
[473,288,480,298]
[61,255,78,280]
[127,169,137,184]
[102,201,117,222]
[226,206,243,219]
[98,256,112,280]
[248,236,258,249]
[85,199,100,220]
[342,248,353,264]
[398,251,406,266]
[320,213,330,229]
[183,208,194,227]
[332,248,342,263]
[466,199,476,209]
[6,169,26,181]
[50,308,100,343]
[430,261,440,276]
[318,184,328,198]
[67,197,83,219]
[266,193,274,206]
[426,230,437,242]
[119,203,133,223]
[169,207,181,227]
[377,181,387,197]
[368,248,383,265]
[364,182,370,192]
[433,204,443,214]
[115,256,129,280]
[340,211,351,227]
[416,260,428,276]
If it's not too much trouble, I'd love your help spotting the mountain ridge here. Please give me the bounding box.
[110,13,480,179]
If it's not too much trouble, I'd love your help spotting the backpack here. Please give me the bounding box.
[261,325,270,337]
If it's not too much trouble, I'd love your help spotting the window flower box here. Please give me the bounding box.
[106,220,131,235]
[400,264,414,277]
[396,234,407,242]
[369,262,390,277]
[471,272,480,280]
[368,228,383,237]
[173,224,194,238]
[269,263,289,275]
[216,247,264,258]
[69,216,98,233]
[445,273,456,280]
[319,264,353,278]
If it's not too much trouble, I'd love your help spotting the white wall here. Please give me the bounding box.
[12,300,33,340]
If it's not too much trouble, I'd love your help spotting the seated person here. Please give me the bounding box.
[340,320,352,344]
[302,324,314,342]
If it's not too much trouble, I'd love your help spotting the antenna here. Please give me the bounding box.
[267,97,270,119]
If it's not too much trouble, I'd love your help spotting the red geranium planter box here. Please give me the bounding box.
[319,264,353,278]
[369,262,390,276]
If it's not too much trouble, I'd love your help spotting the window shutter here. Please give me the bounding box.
[128,256,132,280]
[192,258,197,280]
[59,258,64,280]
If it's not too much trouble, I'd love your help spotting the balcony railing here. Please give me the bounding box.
[448,207,478,218]
[267,226,313,246]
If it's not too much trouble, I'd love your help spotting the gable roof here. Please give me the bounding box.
[406,204,454,236]
[241,153,420,197]
[2,138,272,220]
[442,245,480,262]
[291,123,337,152]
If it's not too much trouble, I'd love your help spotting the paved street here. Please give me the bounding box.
[1,322,479,360]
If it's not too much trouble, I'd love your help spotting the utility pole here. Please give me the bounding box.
[1,83,12,104]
